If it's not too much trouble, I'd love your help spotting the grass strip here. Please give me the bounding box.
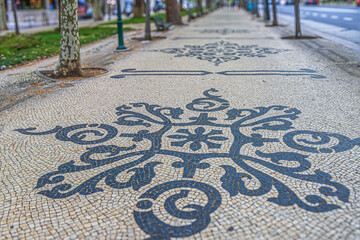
[0,8,207,68]
[0,26,134,68]
[100,10,193,26]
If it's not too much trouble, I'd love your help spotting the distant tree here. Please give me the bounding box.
[255,0,259,17]
[166,0,183,25]
[11,0,19,34]
[196,0,203,15]
[134,0,144,18]
[294,0,301,38]
[251,0,255,16]
[58,0,61,30]
[0,0,7,31]
[91,0,103,21]
[220,0,224,7]
[264,0,270,21]
[271,0,278,25]
[239,0,246,9]
[54,0,82,77]
[206,0,211,9]
[144,0,151,40]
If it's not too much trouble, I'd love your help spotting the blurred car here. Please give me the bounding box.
[357,0,360,7]
[78,0,92,19]
[304,0,319,4]
[279,0,293,5]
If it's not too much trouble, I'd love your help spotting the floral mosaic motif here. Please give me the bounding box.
[155,41,291,66]
[15,88,359,239]
[168,127,229,151]
[198,28,251,35]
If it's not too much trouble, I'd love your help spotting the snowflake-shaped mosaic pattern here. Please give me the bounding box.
[16,89,359,239]
[155,41,291,66]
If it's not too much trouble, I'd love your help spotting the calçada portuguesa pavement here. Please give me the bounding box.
[1,8,360,240]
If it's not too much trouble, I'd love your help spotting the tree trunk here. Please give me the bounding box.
[271,0,278,25]
[255,0,259,17]
[144,0,151,40]
[264,0,270,21]
[166,0,183,25]
[0,0,7,31]
[58,0,61,31]
[11,0,19,34]
[54,0,82,77]
[206,0,211,9]
[197,0,203,15]
[239,0,246,9]
[91,0,103,21]
[294,0,301,38]
[220,0,224,7]
[180,0,184,11]
[107,1,111,20]
[251,0,255,15]
[134,0,144,18]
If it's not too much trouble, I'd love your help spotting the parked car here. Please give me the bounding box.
[357,0,360,7]
[280,0,293,5]
[78,0,92,19]
[304,0,319,5]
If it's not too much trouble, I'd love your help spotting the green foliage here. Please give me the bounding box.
[0,26,134,68]
[101,12,166,25]
[101,11,189,26]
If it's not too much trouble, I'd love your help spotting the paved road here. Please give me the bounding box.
[277,5,360,30]
[271,5,360,46]
[1,9,360,239]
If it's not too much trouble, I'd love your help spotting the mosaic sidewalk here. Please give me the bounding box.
[1,9,360,239]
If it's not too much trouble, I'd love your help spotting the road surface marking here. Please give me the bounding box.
[330,15,339,19]
[320,14,327,18]
[305,12,310,15]
[343,17,353,21]
[312,13,319,16]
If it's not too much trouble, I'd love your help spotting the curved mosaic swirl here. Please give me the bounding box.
[15,88,359,238]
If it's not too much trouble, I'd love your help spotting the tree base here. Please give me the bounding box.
[281,35,319,40]
[37,67,108,81]
[265,24,287,27]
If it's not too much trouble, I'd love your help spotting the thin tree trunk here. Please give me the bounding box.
[107,1,111,20]
[251,0,255,15]
[271,0,278,25]
[0,0,7,31]
[206,0,211,9]
[264,0,270,21]
[11,0,19,34]
[166,0,183,25]
[134,0,144,18]
[197,0,203,15]
[255,0,259,17]
[54,0,82,77]
[92,0,103,21]
[180,0,184,11]
[43,0,49,25]
[294,0,301,38]
[144,0,151,40]
[58,0,61,31]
